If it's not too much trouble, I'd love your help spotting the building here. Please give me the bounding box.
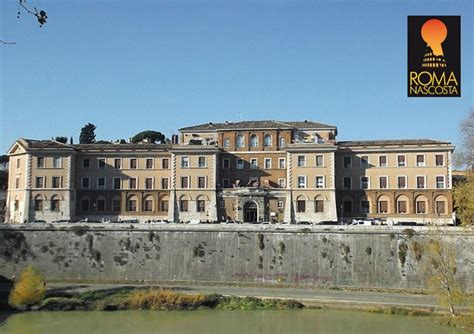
[5,120,454,225]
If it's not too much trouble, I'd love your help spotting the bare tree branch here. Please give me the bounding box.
[0,40,16,45]
[17,0,48,27]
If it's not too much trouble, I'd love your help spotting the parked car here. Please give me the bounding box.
[297,221,311,225]
[30,220,46,224]
[120,219,139,224]
[317,220,339,225]
[351,218,373,226]
[189,219,201,225]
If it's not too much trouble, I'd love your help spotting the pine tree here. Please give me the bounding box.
[79,123,97,144]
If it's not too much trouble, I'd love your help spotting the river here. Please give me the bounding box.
[0,309,468,333]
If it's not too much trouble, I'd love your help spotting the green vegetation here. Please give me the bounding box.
[453,173,474,226]
[9,266,46,309]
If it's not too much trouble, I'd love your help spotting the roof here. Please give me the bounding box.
[21,139,74,150]
[337,139,451,147]
[179,120,337,132]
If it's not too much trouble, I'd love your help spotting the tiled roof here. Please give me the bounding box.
[179,120,336,131]
[20,139,171,151]
[337,139,451,146]
[22,139,73,150]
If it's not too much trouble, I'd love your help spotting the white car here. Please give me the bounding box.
[189,219,201,224]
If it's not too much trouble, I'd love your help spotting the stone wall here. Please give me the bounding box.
[0,224,473,291]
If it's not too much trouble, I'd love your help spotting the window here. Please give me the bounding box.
[343,177,352,189]
[129,178,137,189]
[34,197,43,211]
[315,199,324,213]
[97,199,106,212]
[145,177,154,190]
[436,176,445,189]
[379,176,388,189]
[181,176,189,188]
[81,199,90,212]
[16,158,20,168]
[316,155,324,167]
[297,176,307,188]
[297,200,306,212]
[361,156,369,167]
[222,179,230,188]
[35,177,44,188]
[279,137,286,147]
[279,158,286,169]
[98,158,106,169]
[343,156,351,168]
[112,199,121,212]
[180,199,188,212]
[250,158,258,169]
[51,197,60,211]
[113,178,121,190]
[82,178,90,189]
[162,158,169,169]
[127,199,137,212]
[379,155,387,167]
[82,158,90,168]
[130,158,137,169]
[14,200,19,211]
[250,135,258,147]
[278,178,286,188]
[223,138,230,148]
[146,158,154,169]
[297,155,306,167]
[264,134,272,147]
[97,177,106,189]
[198,157,206,168]
[343,201,352,214]
[114,158,122,169]
[144,198,153,212]
[436,201,446,214]
[397,201,407,214]
[161,178,169,189]
[416,201,426,214]
[37,157,45,168]
[15,177,19,189]
[360,176,369,189]
[378,201,388,214]
[160,200,169,212]
[264,158,271,169]
[397,176,407,189]
[181,156,189,168]
[223,158,230,169]
[53,156,61,168]
[197,199,206,212]
[278,200,284,209]
[416,176,426,189]
[361,200,370,214]
[416,155,425,167]
[435,155,444,166]
[397,155,406,167]
[198,176,206,188]
[316,176,324,188]
[236,135,244,148]
[52,176,61,188]
[236,159,244,169]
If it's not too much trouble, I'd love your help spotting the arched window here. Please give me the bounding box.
[159,195,169,212]
[377,195,390,214]
[80,196,90,212]
[342,196,353,214]
[196,195,206,212]
[396,195,409,214]
[112,196,121,212]
[96,195,106,212]
[51,195,60,212]
[314,195,324,213]
[360,196,370,214]
[143,195,154,212]
[264,134,272,147]
[179,195,189,212]
[250,134,258,147]
[127,195,138,212]
[415,195,428,214]
[279,137,286,147]
[434,195,448,214]
[34,195,44,211]
[236,135,245,148]
[296,195,307,213]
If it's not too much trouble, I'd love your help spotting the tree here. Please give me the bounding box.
[453,175,474,226]
[420,237,465,317]
[9,266,46,309]
[131,130,166,144]
[0,155,8,171]
[54,136,68,144]
[79,123,97,144]
[455,108,474,169]
[1,0,48,45]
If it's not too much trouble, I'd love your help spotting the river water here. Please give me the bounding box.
[0,309,468,333]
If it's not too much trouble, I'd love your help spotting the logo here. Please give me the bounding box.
[408,16,461,97]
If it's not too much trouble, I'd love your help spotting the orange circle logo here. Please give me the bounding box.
[421,19,447,56]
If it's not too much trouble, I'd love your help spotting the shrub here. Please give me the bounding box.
[9,266,46,309]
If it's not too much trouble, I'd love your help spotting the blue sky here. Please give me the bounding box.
[1,0,472,153]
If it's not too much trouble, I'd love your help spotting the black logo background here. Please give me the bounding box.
[407,16,461,97]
